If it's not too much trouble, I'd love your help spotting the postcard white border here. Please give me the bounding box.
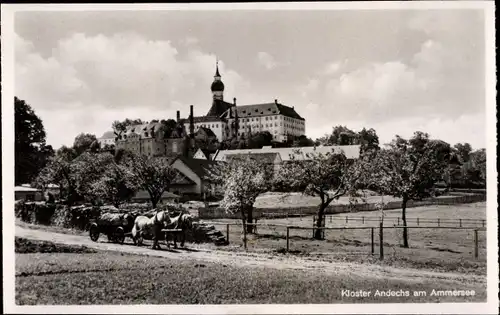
[2,1,497,314]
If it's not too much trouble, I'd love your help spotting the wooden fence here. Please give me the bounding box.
[199,193,486,219]
[202,221,486,259]
[317,215,486,228]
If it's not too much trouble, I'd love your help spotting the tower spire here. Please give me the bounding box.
[215,57,221,77]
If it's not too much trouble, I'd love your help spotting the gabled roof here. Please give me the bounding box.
[220,101,304,120]
[170,156,221,180]
[100,131,115,139]
[206,100,233,117]
[132,190,180,200]
[119,122,163,138]
[226,152,282,164]
[213,145,361,162]
[15,186,41,192]
[196,127,217,138]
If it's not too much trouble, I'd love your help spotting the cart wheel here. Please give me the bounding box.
[115,227,125,245]
[89,224,100,242]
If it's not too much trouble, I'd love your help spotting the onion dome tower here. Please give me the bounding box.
[211,59,224,101]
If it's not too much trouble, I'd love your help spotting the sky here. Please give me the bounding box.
[13,8,487,150]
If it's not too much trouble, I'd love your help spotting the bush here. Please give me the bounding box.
[15,201,57,225]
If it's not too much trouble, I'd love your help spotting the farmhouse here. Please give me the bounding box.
[169,156,220,199]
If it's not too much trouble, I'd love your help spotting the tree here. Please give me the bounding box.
[129,155,178,208]
[15,97,54,185]
[371,132,451,248]
[275,149,368,239]
[209,155,272,234]
[357,128,380,152]
[73,133,98,156]
[454,143,473,163]
[317,125,358,146]
[90,158,139,207]
[247,131,273,149]
[72,152,115,205]
[160,119,178,138]
[112,118,144,136]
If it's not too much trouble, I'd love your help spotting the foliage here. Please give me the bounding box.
[209,155,272,233]
[370,132,451,247]
[112,118,144,135]
[128,155,178,208]
[275,148,369,239]
[15,97,55,185]
[73,133,98,156]
[316,125,380,152]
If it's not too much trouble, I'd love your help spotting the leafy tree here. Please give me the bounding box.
[15,97,54,185]
[160,119,178,138]
[371,132,451,247]
[454,143,473,163]
[128,155,178,208]
[247,131,273,149]
[357,128,380,152]
[72,152,115,205]
[317,125,358,146]
[275,149,368,239]
[209,155,272,234]
[90,157,139,207]
[73,133,98,156]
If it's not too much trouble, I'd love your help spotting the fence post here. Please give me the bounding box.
[417,217,419,226]
[312,217,315,238]
[482,220,485,228]
[346,216,348,224]
[330,216,332,223]
[226,224,230,244]
[379,222,384,260]
[371,227,374,255]
[286,227,290,252]
[459,219,462,227]
[397,217,400,226]
[362,216,365,224]
[437,218,440,227]
[474,229,478,259]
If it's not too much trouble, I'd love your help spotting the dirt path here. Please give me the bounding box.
[15,226,485,285]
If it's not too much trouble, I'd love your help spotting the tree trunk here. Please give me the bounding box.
[314,203,326,240]
[402,196,409,248]
[241,209,247,250]
[246,206,254,234]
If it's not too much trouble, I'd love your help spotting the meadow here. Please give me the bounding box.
[15,238,486,305]
[208,202,487,274]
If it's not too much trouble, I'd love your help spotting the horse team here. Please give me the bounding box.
[131,210,194,250]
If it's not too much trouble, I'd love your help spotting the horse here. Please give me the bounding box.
[165,212,194,248]
[131,210,172,250]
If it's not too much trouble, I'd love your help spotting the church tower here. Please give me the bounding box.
[211,59,224,101]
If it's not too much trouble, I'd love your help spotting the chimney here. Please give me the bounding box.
[233,97,237,106]
[275,99,278,104]
[176,110,180,123]
[189,105,194,138]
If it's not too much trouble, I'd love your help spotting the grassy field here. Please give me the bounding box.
[15,238,485,305]
[253,191,400,208]
[207,202,487,274]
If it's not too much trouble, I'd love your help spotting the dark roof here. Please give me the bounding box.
[100,131,115,139]
[222,102,304,120]
[197,127,217,138]
[226,152,281,164]
[206,100,233,117]
[132,190,180,200]
[171,156,220,180]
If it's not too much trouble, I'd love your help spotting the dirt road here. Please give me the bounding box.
[15,226,485,285]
